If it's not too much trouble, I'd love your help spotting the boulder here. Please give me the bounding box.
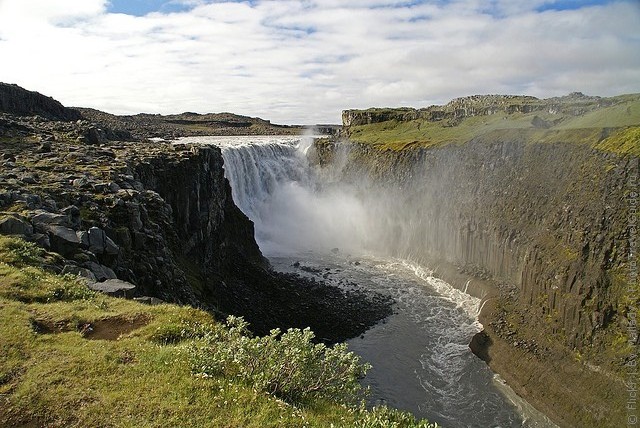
[24,194,41,209]
[87,227,119,255]
[29,233,50,249]
[36,141,52,153]
[47,225,81,255]
[61,205,81,228]
[88,279,136,298]
[83,261,117,281]
[32,211,71,229]
[0,215,33,236]
[83,127,108,145]
[62,264,97,282]
[469,331,493,363]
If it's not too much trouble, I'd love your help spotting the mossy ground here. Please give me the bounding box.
[0,236,435,427]
[346,98,640,153]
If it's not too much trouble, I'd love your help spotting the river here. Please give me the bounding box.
[178,135,557,428]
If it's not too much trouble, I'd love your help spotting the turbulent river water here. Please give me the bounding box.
[178,135,556,428]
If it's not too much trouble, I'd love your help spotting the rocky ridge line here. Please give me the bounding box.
[0,83,82,121]
[342,92,629,128]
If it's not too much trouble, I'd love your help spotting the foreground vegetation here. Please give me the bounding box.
[0,236,437,427]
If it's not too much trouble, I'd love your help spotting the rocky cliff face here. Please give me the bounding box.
[0,83,82,121]
[313,122,637,426]
[133,144,266,277]
[322,139,632,348]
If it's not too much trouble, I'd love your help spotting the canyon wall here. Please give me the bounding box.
[313,129,637,427]
[321,138,632,348]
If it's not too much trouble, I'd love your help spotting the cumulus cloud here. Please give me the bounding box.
[0,0,638,123]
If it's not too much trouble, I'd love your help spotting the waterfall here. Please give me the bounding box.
[199,135,373,255]
[217,137,311,222]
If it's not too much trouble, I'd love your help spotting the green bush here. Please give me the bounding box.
[353,406,440,428]
[188,315,370,405]
[150,320,218,345]
[0,236,42,267]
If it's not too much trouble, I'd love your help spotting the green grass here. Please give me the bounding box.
[346,96,640,152]
[556,98,640,129]
[595,126,640,156]
[0,236,437,427]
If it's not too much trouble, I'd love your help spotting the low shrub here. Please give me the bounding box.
[0,235,42,267]
[188,315,370,405]
[353,406,440,428]
[150,320,219,345]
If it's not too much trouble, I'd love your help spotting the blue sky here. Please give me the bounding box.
[108,0,192,16]
[107,0,619,16]
[0,0,638,124]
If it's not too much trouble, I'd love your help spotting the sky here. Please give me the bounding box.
[0,0,639,124]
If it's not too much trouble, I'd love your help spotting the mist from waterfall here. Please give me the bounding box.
[178,133,457,270]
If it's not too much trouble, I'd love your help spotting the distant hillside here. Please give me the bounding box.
[342,92,640,153]
[0,82,303,140]
[0,83,82,121]
[76,108,303,140]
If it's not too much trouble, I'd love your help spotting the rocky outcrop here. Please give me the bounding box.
[342,107,423,127]
[0,83,82,121]
[134,145,265,271]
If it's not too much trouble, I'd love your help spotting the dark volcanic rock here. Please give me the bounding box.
[469,331,492,363]
[0,83,82,121]
[0,215,33,236]
[88,279,136,297]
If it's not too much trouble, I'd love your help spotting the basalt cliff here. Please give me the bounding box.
[313,92,640,427]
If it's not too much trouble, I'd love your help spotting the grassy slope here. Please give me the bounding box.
[0,236,434,428]
[346,97,640,154]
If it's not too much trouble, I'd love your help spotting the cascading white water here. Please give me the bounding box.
[177,135,556,428]
[194,135,375,255]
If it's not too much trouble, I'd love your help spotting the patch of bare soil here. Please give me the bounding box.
[31,315,149,341]
[82,315,149,340]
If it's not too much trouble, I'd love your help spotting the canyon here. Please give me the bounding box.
[1,83,638,427]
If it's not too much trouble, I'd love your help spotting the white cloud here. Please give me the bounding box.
[0,0,638,124]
